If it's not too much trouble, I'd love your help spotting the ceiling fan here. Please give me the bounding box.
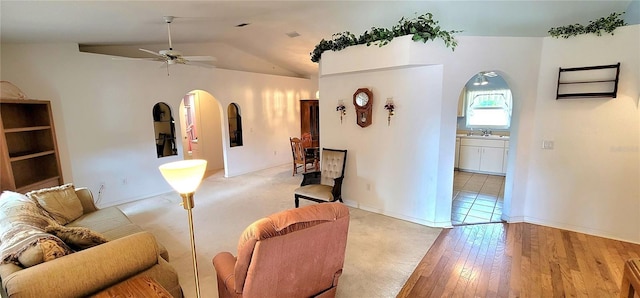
[128,16,216,74]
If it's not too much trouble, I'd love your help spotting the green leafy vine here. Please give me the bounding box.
[310,13,461,63]
[548,12,627,39]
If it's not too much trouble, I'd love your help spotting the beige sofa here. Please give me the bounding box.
[0,187,182,297]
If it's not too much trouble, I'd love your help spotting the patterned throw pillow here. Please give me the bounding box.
[26,183,83,225]
[18,238,71,267]
[45,224,108,250]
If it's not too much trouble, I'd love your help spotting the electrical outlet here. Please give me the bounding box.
[122,178,128,185]
[366,183,371,191]
[542,140,554,150]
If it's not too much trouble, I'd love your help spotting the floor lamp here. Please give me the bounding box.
[159,159,207,298]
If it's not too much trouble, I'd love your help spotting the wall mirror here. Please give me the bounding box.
[461,71,513,130]
[152,102,178,158]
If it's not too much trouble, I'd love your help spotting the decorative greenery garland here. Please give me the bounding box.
[310,13,461,63]
[548,12,626,39]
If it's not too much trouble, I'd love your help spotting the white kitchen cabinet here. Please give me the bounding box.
[454,137,461,168]
[458,138,506,175]
[502,148,509,173]
[502,141,510,174]
[480,147,505,173]
[459,145,481,171]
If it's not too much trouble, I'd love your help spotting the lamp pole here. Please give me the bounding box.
[158,159,207,298]
[181,192,200,298]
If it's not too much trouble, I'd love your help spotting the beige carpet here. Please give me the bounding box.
[118,164,441,298]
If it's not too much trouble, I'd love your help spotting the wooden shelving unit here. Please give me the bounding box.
[556,63,620,99]
[1,99,63,193]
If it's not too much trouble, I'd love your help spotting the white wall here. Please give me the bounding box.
[321,65,446,226]
[199,91,225,171]
[320,35,542,228]
[521,25,640,242]
[0,43,316,207]
[320,26,640,243]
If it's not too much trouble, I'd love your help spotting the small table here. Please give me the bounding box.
[91,276,172,298]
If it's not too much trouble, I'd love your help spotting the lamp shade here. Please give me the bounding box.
[159,159,207,194]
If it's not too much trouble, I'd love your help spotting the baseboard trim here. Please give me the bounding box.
[344,200,452,228]
[518,216,640,245]
[97,190,173,209]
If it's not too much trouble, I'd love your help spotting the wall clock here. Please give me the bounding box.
[353,88,373,127]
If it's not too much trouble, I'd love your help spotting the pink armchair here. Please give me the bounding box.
[212,203,350,298]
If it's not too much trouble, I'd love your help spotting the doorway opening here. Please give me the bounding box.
[178,90,225,178]
[452,71,512,225]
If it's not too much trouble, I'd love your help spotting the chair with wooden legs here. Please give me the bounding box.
[294,148,347,207]
[289,137,316,176]
[620,258,640,298]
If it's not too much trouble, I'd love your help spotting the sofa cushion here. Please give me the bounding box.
[66,206,170,261]
[0,191,73,267]
[45,224,108,250]
[26,183,83,225]
[66,206,139,237]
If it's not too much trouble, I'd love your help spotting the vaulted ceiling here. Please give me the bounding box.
[1,1,635,78]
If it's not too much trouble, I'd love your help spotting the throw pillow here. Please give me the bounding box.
[26,183,83,225]
[17,242,44,268]
[45,224,108,250]
[18,238,70,267]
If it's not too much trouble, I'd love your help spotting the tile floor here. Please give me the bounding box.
[451,170,505,225]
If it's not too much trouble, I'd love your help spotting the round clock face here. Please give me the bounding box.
[355,92,369,106]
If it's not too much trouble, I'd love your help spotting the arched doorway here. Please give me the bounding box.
[451,71,513,225]
[178,90,225,176]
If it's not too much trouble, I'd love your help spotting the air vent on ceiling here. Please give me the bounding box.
[286,31,300,38]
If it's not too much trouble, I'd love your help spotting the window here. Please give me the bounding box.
[465,89,512,129]
[228,103,243,147]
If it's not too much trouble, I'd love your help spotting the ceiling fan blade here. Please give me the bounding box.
[112,57,160,61]
[185,61,216,68]
[111,57,158,61]
[183,56,217,62]
[139,48,164,57]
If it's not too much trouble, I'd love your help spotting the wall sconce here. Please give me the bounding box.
[336,99,346,124]
[384,98,395,126]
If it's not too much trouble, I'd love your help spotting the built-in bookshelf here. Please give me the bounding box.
[0,99,63,192]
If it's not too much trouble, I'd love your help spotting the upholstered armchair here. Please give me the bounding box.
[212,203,350,298]
[294,148,347,208]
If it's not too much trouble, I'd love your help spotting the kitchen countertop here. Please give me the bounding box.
[457,134,510,140]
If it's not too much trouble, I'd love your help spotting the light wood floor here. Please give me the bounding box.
[398,222,640,297]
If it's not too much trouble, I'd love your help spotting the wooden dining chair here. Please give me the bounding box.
[301,132,319,171]
[289,137,316,176]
